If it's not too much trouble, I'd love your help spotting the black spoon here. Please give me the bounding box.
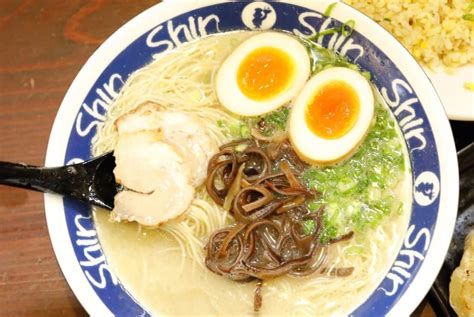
[0,152,120,210]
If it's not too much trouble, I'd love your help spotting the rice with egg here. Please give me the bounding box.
[343,0,474,68]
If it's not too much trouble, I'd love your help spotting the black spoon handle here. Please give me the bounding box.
[0,153,118,210]
[0,161,92,201]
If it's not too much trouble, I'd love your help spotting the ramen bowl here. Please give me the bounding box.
[44,1,458,315]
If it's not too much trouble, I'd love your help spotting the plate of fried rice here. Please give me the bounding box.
[343,0,474,121]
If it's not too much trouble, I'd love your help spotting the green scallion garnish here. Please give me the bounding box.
[216,120,225,128]
[324,2,337,17]
[362,71,371,81]
[317,28,339,39]
[341,19,355,37]
[307,28,338,41]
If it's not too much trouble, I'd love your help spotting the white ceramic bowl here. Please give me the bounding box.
[44,1,458,315]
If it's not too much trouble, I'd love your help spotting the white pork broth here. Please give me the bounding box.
[92,32,412,316]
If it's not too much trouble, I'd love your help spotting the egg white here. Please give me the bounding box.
[215,32,310,116]
[289,67,375,165]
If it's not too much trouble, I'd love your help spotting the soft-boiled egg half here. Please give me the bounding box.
[289,67,375,165]
[215,32,310,116]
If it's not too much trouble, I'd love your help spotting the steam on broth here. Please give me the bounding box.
[92,31,411,316]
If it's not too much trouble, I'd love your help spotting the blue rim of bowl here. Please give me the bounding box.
[44,1,459,316]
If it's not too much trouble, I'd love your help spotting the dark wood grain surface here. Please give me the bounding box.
[0,1,462,316]
[0,1,156,316]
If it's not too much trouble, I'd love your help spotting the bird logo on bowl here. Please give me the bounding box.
[242,1,276,30]
[414,171,440,206]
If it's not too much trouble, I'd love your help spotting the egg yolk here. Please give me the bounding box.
[237,47,294,101]
[305,80,360,139]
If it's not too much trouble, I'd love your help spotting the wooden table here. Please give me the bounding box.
[0,1,453,316]
[0,1,157,316]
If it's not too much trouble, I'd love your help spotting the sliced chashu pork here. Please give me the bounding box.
[113,130,192,193]
[111,102,218,226]
[115,102,217,187]
[114,102,160,135]
[112,130,194,226]
[113,173,194,226]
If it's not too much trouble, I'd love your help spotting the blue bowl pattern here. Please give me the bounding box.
[58,2,443,315]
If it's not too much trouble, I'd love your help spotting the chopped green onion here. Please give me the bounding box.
[303,220,316,235]
[305,19,356,43]
[306,34,317,42]
[341,19,355,37]
[362,71,371,80]
[229,123,241,137]
[347,63,359,71]
[463,13,474,21]
[324,2,337,17]
[302,102,406,237]
[308,200,323,211]
[320,212,338,243]
[262,107,289,131]
[313,28,339,40]
[216,120,225,128]
[240,125,251,138]
[383,17,392,22]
